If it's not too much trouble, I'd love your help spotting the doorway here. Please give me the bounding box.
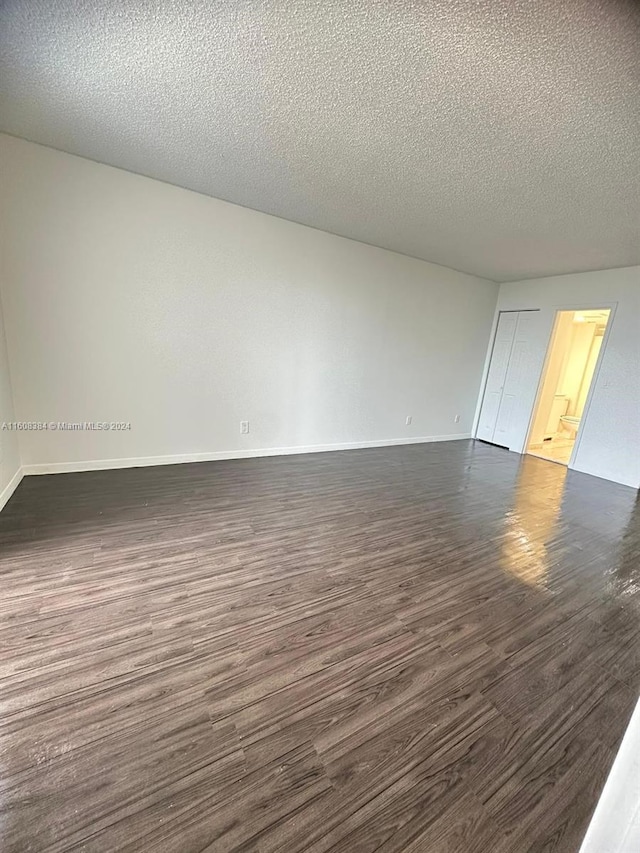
[526,309,611,466]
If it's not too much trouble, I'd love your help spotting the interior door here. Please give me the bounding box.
[476,311,518,443]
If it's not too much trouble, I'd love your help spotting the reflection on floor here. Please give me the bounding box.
[528,436,575,465]
[1,440,639,852]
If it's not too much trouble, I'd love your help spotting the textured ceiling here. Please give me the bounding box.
[1,0,639,282]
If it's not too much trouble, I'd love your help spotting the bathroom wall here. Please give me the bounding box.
[560,322,598,417]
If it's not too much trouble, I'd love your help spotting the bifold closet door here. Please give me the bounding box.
[492,310,538,449]
[477,310,538,448]
[476,311,518,443]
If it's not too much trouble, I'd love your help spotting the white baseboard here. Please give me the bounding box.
[0,467,23,510]
[21,432,472,476]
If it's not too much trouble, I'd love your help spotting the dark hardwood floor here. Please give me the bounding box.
[1,440,639,852]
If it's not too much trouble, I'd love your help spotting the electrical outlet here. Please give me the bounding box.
[454,414,461,423]
[405,415,412,426]
[240,420,250,435]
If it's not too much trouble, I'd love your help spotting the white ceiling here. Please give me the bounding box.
[1,0,639,282]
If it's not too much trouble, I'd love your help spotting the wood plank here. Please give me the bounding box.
[0,440,638,851]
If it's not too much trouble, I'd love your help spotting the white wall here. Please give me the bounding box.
[485,268,640,488]
[580,695,640,853]
[0,294,21,507]
[0,134,498,473]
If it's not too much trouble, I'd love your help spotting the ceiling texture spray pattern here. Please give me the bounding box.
[0,0,638,281]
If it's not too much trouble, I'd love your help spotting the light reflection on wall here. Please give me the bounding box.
[500,461,565,588]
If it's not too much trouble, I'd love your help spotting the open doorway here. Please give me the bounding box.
[526,309,611,465]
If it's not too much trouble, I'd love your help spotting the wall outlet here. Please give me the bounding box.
[454,414,461,423]
[240,420,250,435]
[405,415,412,426]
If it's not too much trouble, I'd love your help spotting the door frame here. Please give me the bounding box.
[522,301,618,468]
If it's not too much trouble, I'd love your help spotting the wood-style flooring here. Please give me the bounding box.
[1,439,639,852]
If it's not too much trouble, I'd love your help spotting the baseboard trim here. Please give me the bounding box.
[0,467,23,510]
[22,433,472,476]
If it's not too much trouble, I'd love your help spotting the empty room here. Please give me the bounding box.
[1,2,639,852]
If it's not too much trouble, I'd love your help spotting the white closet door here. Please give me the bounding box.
[493,311,538,449]
[476,312,518,442]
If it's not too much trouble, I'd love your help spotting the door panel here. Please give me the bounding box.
[493,392,516,444]
[494,339,527,442]
[476,312,517,442]
[494,311,539,450]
